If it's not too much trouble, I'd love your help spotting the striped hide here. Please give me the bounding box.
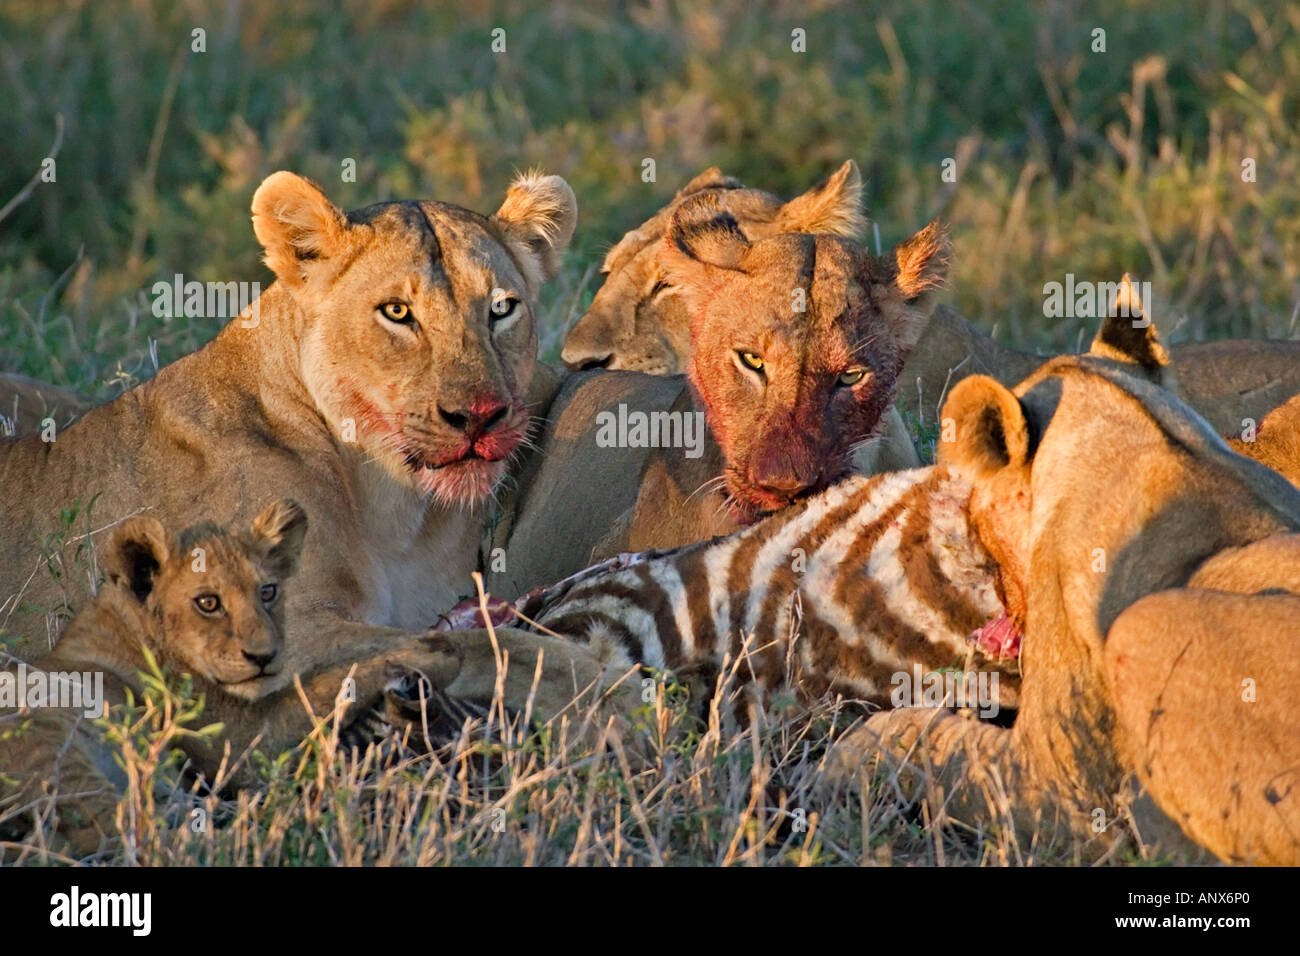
[516,466,1020,712]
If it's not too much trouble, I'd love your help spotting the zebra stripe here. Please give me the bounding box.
[529,466,1018,708]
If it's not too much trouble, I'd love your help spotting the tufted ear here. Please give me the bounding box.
[893,219,949,302]
[878,218,950,356]
[104,517,170,603]
[1089,274,1174,387]
[773,160,866,238]
[248,498,309,580]
[492,170,578,288]
[251,171,351,288]
[937,375,1031,479]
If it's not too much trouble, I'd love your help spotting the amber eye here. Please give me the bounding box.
[379,302,412,323]
[260,583,278,604]
[489,295,521,324]
[738,350,765,372]
[194,594,222,615]
[649,278,671,297]
[838,367,869,387]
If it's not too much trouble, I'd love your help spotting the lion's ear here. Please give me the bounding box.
[1089,274,1173,386]
[673,166,741,200]
[878,218,950,356]
[663,195,749,270]
[104,517,170,603]
[492,171,578,288]
[660,197,750,312]
[774,160,865,238]
[251,171,350,287]
[249,498,309,579]
[937,375,1031,478]
[893,218,949,303]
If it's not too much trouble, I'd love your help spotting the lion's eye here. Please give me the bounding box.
[379,302,413,324]
[260,583,278,604]
[489,295,521,325]
[194,594,222,615]
[838,367,870,387]
[649,278,671,297]
[737,350,765,372]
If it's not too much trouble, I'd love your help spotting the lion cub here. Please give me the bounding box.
[1,499,460,852]
[42,499,311,700]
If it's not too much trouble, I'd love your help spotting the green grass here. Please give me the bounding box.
[3,0,1299,397]
[3,0,1292,865]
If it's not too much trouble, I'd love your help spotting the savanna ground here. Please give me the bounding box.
[2,0,1297,865]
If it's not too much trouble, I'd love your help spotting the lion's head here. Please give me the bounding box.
[102,498,308,699]
[561,162,865,375]
[250,170,577,506]
[938,276,1300,678]
[659,198,948,520]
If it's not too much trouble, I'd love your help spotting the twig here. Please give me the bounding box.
[0,113,64,226]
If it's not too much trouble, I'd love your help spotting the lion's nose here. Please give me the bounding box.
[438,399,508,438]
[750,449,822,503]
[756,474,817,502]
[242,649,277,670]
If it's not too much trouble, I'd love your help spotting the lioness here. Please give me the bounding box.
[558,161,918,469]
[492,200,949,598]
[561,161,866,375]
[846,300,1300,864]
[0,499,461,851]
[0,170,583,687]
[562,163,1300,435]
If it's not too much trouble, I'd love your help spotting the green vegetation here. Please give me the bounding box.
[3,0,1289,865]
[3,0,1298,401]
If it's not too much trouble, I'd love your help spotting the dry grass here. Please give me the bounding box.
[4,1,1300,396]
[3,649,1118,867]
[2,576,1148,868]
[4,0,1277,866]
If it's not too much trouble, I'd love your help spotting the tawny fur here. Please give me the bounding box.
[0,170,576,685]
[558,165,1300,434]
[494,206,944,598]
[0,372,87,438]
[560,160,867,375]
[1,501,462,853]
[846,303,1300,864]
[1229,391,1300,488]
